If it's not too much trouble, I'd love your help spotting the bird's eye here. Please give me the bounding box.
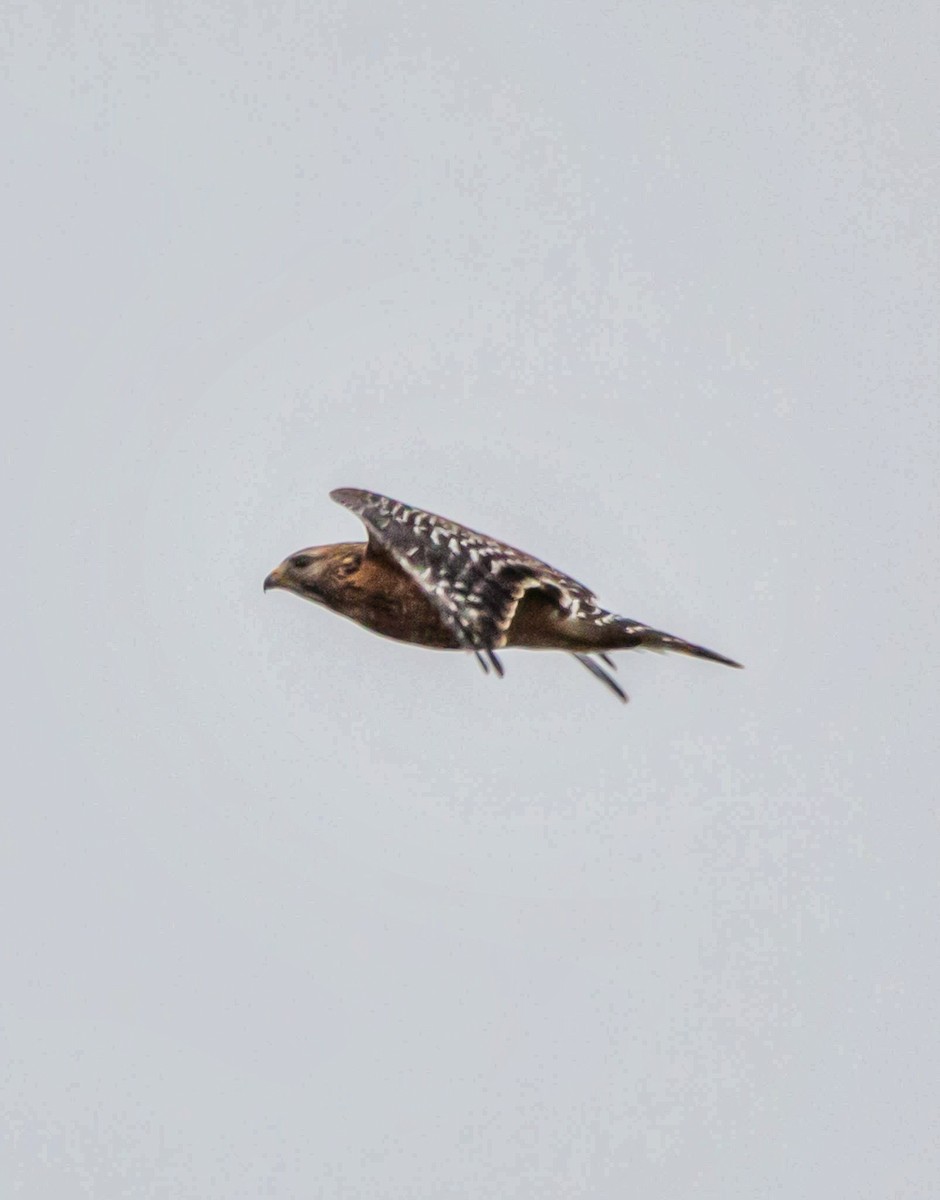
[291,555,314,570]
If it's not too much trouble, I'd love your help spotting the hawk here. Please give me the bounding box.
[263,488,742,703]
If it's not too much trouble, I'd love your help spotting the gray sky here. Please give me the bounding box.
[4,3,939,1197]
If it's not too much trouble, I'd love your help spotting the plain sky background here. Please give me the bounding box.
[4,3,939,1197]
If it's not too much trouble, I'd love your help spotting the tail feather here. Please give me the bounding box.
[635,626,743,669]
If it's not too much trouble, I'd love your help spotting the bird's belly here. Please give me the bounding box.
[347,600,459,648]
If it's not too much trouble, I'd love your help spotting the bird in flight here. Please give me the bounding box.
[264,488,742,703]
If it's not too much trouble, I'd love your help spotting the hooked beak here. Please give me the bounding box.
[263,567,283,593]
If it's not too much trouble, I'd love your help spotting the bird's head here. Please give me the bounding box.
[263,543,364,605]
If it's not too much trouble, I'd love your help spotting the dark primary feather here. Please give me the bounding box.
[573,654,629,703]
[330,487,598,655]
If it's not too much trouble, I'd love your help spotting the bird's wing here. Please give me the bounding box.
[330,488,599,665]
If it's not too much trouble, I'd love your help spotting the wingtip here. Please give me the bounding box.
[573,653,630,703]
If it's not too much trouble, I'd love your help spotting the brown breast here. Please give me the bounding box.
[340,553,459,648]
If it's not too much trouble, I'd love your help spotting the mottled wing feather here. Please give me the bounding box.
[330,488,599,652]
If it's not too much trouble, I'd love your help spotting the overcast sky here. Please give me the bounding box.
[4,3,939,1197]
